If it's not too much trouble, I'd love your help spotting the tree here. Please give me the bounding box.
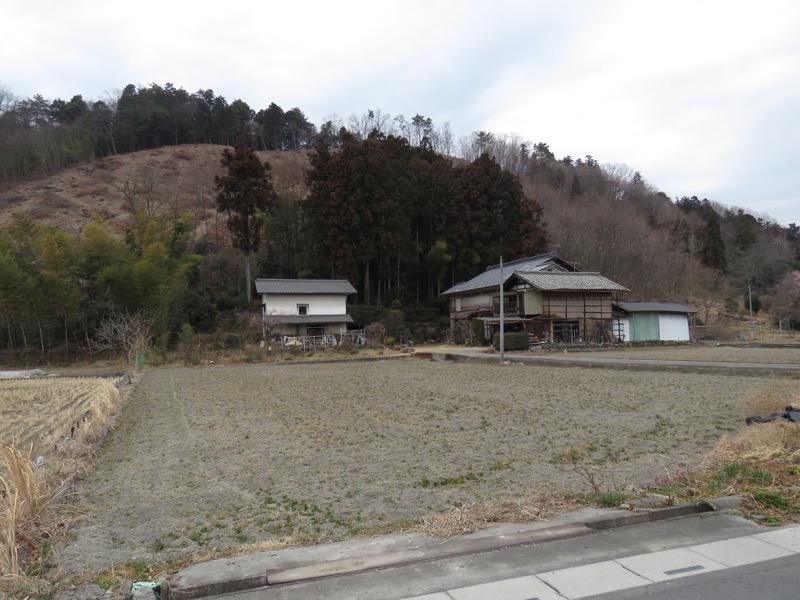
[88,310,153,371]
[214,139,276,300]
[772,271,800,328]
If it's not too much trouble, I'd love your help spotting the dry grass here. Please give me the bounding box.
[742,382,800,418]
[709,382,800,467]
[0,445,53,580]
[416,491,581,538]
[0,377,123,590]
[0,377,120,453]
[711,422,800,465]
[662,381,800,526]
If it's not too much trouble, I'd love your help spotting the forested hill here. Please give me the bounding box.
[0,81,799,356]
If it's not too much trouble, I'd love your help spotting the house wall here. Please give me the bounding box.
[262,294,346,316]
[618,317,631,341]
[658,314,690,341]
[523,289,543,314]
[629,313,660,341]
[541,292,614,319]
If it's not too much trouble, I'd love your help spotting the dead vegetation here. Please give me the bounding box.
[0,376,124,594]
[415,491,581,538]
[644,382,800,527]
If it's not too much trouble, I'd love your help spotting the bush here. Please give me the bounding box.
[472,318,487,345]
[492,332,530,351]
[223,333,241,349]
[178,323,200,365]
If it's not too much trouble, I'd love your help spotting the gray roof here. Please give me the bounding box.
[255,279,357,295]
[441,252,577,296]
[516,271,629,292]
[267,314,355,324]
[615,302,698,314]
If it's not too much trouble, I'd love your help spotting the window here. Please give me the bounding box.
[298,304,309,316]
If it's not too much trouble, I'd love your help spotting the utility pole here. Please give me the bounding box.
[748,284,754,341]
[499,255,505,364]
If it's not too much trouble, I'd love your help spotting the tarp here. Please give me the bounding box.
[745,406,800,425]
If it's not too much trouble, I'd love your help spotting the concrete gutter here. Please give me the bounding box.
[161,497,741,600]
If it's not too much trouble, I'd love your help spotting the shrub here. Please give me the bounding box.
[472,319,487,345]
[223,333,241,349]
[492,332,530,351]
[178,323,199,365]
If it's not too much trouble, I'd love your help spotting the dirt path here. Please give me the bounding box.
[55,356,784,577]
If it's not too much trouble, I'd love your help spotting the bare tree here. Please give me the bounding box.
[88,311,153,371]
[113,167,163,216]
[347,109,392,140]
[772,270,800,329]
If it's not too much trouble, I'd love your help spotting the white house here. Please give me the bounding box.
[254,279,357,338]
[613,302,698,342]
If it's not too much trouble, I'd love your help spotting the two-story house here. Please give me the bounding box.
[254,278,357,339]
[441,252,629,343]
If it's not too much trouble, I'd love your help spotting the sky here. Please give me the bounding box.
[3,0,799,226]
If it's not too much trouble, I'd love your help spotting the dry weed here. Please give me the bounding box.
[0,445,53,578]
[742,382,800,419]
[416,492,580,538]
[710,421,800,466]
[0,377,123,588]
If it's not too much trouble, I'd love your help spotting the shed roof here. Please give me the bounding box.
[255,279,357,295]
[615,302,698,314]
[516,271,630,292]
[441,252,577,295]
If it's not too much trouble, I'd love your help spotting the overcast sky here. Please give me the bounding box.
[3,0,799,226]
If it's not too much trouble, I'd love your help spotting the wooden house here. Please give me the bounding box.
[441,252,629,343]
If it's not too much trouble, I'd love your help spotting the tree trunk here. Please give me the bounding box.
[245,252,252,301]
[36,317,44,356]
[364,260,370,305]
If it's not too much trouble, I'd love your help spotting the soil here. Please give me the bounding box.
[53,346,799,585]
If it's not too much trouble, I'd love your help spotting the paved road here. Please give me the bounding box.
[428,349,800,376]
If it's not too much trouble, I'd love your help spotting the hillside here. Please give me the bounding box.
[0,141,797,335]
[0,145,307,237]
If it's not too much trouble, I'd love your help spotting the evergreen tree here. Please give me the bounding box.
[214,139,276,300]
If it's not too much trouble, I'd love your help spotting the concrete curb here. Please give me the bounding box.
[161,497,741,600]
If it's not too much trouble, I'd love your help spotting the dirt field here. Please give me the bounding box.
[54,348,799,576]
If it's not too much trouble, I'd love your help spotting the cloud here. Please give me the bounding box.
[2,0,799,224]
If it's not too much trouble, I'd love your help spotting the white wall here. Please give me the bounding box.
[658,314,691,341]
[262,294,347,316]
[616,317,630,342]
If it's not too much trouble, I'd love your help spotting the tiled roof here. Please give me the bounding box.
[255,279,357,295]
[516,271,629,292]
[441,252,576,295]
[615,302,697,314]
[266,314,355,324]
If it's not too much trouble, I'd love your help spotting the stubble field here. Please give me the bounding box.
[54,353,795,575]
